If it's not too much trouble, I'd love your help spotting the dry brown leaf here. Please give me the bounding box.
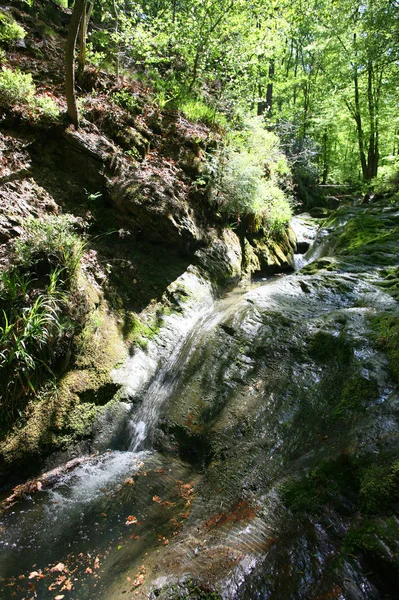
[152,495,161,503]
[28,571,45,580]
[60,578,73,591]
[94,556,100,570]
[132,574,144,587]
[125,515,138,525]
[49,563,66,574]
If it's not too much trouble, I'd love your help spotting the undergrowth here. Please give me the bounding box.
[212,117,293,235]
[0,68,60,121]
[0,215,87,426]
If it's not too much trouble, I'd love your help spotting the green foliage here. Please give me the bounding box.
[179,98,226,127]
[33,95,61,120]
[0,68,35,107]
[112,89,140,114]
[0,216,87,422]
[0,68,60,120]
[0,270,65,419]
[213,118,292,234]
[0,12,26,47]
[14,215,85,284]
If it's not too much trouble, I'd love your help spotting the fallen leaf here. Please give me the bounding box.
[132,574,144,587]
[28,571,45,580]
[94,556,100,570]
[55,595,65,600]
[60,578,73,591]
[50,563,66,574]
[85,567,93,575]
[152,495,161,504]
[125,515,138,525]
[161,500,175,507]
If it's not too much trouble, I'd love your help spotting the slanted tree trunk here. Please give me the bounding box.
[65,0,86,127]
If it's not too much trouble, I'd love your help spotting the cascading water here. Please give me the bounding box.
[2,206,398,600]
[0,260,273,599]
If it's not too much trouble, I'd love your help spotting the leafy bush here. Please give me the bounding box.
[112,89,140,114]
[33,94,61,120]
[0,68,61,120]
[0,12,26,47]
[0,68,35,107]
[213,118,293,233]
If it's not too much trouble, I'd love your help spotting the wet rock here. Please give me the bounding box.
[195,229,242,284]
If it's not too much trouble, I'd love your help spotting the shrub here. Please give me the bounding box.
[33,94,61,120]
[0,12,26,47]
[0,68,61,121]
[0,68,35,107]
[112,89,140,114]
[213,118,293,233]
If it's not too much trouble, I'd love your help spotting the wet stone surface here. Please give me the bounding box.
[1,203,399,599]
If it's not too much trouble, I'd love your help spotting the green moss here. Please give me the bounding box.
[359,459,399,513]
[308,330,352,363]
[333,376,379,419]
[334,213,399,257]
[64,401,99,436]
[377,267,399,301]
[300,257,337,275]
[280,456,357,516]
[369,314,399,383]
[151,577,222,600]
[344,516,399,565]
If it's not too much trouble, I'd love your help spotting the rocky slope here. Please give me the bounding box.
[0,1,295,484]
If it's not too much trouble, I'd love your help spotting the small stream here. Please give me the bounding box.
[1,209,399,599]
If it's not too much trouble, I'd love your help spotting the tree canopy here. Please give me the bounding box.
[65,0,399,187]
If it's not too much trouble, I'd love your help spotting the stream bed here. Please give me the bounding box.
[1,205,399,599]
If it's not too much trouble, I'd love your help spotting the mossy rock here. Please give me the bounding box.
[369,314,399,383]
[333,376,379,420]
[300,257,337,274]
[308,329,352,363]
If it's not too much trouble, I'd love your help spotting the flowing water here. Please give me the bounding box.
[1,208,399,599]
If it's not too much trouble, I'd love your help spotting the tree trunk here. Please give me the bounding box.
[65,0,86,127]
[112,0,120,81]
[77,0,94,86]
[265,58,274,117]
[322,128,329,185]
[352,37,368,180]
